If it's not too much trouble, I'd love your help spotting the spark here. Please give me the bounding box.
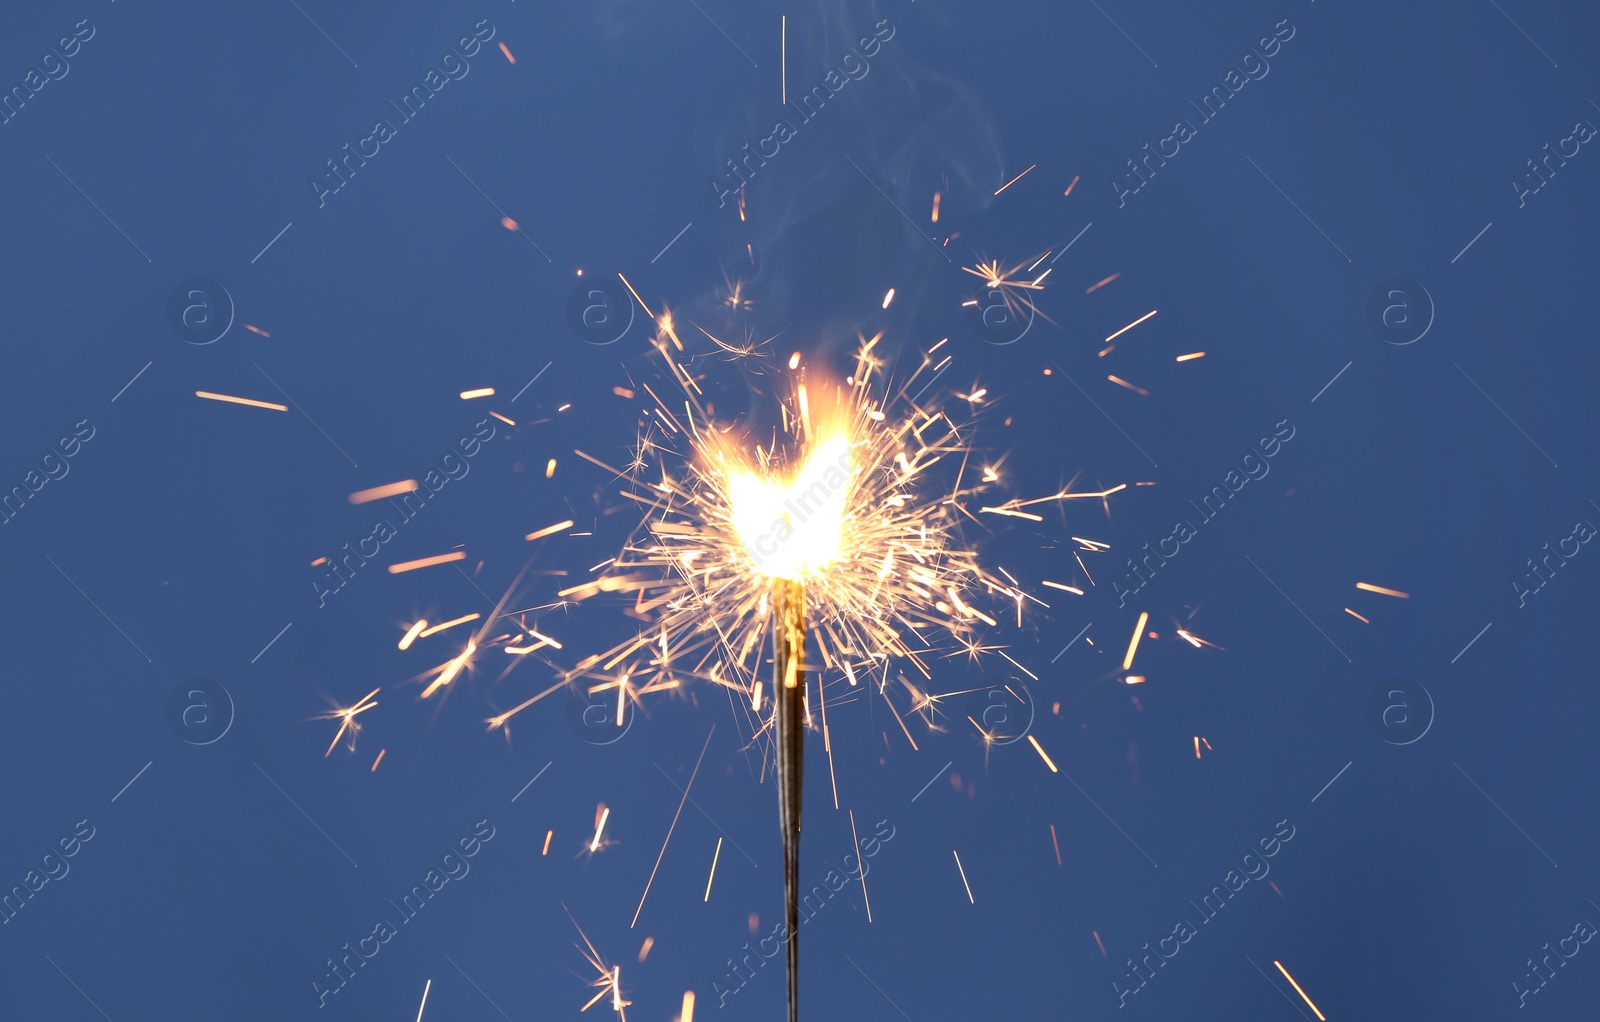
[526,519,575,542]
[1107,374,1149,396]
[1027,734,1058,772]
[194,390,286,411]
[1042,581,1084,595]
[318,687,379,756]
[415,979,431,1022]
[931,191,941,222]
[1273,960,1327,1020]
[703,837,723,900]
[637,937,653,963]
[547,459,558,478]
[849,809,873,922]
[632,727,715,927]
[994,164,1036,195]
[421,640,475,698]
[1104,309,1157,343]
[388,551,467,575]
[1174,628,1223,650]
[953,849,975,902]
[1124,675,1146,685]
[542,830,553,856]
[1356,581,1409,598]
[590,805,611,851]
[498,40,515,63]
[1122,612,1149,669]
[349,480,418,504]
[1344,607,1370,623]
[371,748,386,771]
[881,288,896,309]
[1176,351,1205,362]
[1092,930,1107,956]
[501,216,518,230]
[1063,175,1080,197]
[398,620,428,649]
[1050,824,1062,865]
[460,387,495,400]
[1194,736,1202,759]
[617,272,653,318]
[244,323,271,337]
[962,257,1054,330]
[419,613,480,637]
[680,991,696,1022]
[567,907,631,1018]
[1085,273,1120,294]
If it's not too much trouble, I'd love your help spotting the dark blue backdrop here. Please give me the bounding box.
[2,1,1599,1019]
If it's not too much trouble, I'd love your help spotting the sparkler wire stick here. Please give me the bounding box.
[772,577,806,1022]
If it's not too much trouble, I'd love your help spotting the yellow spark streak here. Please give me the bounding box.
[419,613,479,637]
[882,288,896,309]
[547,459,558,478]
[1123,612,1149,670]
[371,748,386,771]
[680,991,696,1022]
[751,679,762,711]
[1107,375,1150,396]
[1176,351,1205,361]
[398,620,428,649]
[1194,736,1201,759]
[1027,734,1059,772]
[994,163,1036,195]
[590,806,610,851]
[703,837,723,901]
[1344,607,1370,623]
[349,480,419,504]
[931,191,941,222]
[1356,581,1409,598]
[421,641,475,698]
[1085,272,1119,293]
[459,387,495,400]
[323,687,380,757]
[1042,581,1084,595]
[781,15,786,105]
[637,937,653,962]
[526,519,576,542]
[1063,174,1080,196]
[415,978,431,1022]
[979,506,1044,521]
[953,850,975,902]
[388,551,466,574]
[849,809,873,923]
[632,727,714,927]
[194,390,286,411]
[542,830,553,855]
[1105,309,1157,343]
[1124,675,1146,685]
[617,272,653,318]
[1273,960,1328,1020]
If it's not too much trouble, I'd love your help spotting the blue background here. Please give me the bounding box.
[1,0,1598,1019]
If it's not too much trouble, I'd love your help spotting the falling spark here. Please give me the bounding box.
[526,519,575,542]
[881,288,896,309]
[1175,351,1205,362]
[1344,608,1370,623]
[501,216,518,230]
[1027,734,1059,772]
[614,386,636,399]
[931,191,941,222]
[415,978,431,1022]
[349,480,419,504]
[703,837,723,901]
[617,272,653,318]
[398,621,428,649]
[1107,375,1149,396]
[1273,960,1327,1021]
[1042,581,1084,595]
[1092,930,1107,957]
[388,551,467,575]
[780,15,786,105]
[1123,612,1149,669]
[194,390,286,412]
[545,458,558,478]
[953,850,975,902]
[1063,175,1080,197]
[498,40,515,63]
[311,556,328,566]
[787,351,801,369]
[244,324,270,337]
[994,164,1036,195]
[371,748,386,771]
[1050,824,1063,865]
[421,641,475,698]
[590,805,611,851]
[460,387,495,400]
[1104,309,1157,343]
[1124,675,1146,685]
[1085,273,1120,294]
[419,613,480,637]
[490,410,516,425]
[1194,736,1202,759]
[1356,582,1409,598]
[637,937,654,963]
[1174,628,1224,650]
[319,687,379,756]
[542,830,554,856]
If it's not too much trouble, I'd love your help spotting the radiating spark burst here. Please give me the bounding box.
[565,906,631,1018]
[961,256,1056,330]
[316,687,379,756]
